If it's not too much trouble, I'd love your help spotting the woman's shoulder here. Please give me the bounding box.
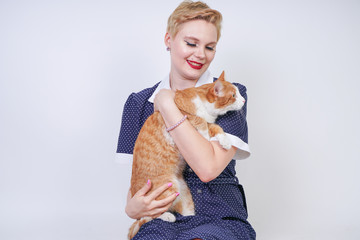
[126,82,160,105]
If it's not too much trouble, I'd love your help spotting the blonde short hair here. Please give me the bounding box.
[167,0,223,41]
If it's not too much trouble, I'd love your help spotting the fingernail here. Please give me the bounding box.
[175,192,180,197]
[147,179,150,185]
[168,182,173,187]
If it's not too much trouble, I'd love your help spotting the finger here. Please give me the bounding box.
[149,199,177,218]
[126,188,132,202]
[149,203,172,218]
[149,207,168,219]
[148,182,173,200]
[154,192,178,208]
[134,179,151,197]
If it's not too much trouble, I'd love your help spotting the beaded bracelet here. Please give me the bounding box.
[166,115,188,132]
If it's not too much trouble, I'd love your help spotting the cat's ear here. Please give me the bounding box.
[218,71,226,81]
[208,71,226,100]
[213,71,226,96]
[214,79,224,96]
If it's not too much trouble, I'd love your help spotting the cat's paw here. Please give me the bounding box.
[216,133,232,150]
[158,212,176,222]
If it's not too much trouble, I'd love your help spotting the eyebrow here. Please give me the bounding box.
[184,36,217,45]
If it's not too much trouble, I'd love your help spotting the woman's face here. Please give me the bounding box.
[166,20,218,82]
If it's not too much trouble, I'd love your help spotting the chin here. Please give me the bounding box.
[185,69,207,80]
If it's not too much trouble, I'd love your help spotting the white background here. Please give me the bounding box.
[1,0,359,239]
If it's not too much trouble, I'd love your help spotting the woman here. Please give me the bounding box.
[117,1,256,239]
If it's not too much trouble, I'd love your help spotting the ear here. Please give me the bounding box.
[214,79,224,96]
[164,32,171,49]
[218,71,226,81]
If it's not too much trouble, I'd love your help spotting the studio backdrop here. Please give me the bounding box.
[0,0,359,239]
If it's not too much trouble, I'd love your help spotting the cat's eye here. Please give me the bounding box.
[232,94,236,97]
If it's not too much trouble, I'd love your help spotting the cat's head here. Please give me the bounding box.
[206,71,245,116]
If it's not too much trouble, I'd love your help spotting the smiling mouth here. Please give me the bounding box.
[187,60,204,70]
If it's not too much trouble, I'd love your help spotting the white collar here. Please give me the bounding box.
[148,70,214,103]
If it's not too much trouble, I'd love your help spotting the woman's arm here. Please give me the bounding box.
[154,89,236,183]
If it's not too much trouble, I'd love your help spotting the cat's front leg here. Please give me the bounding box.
[215,133,232,150]
[208,123,232,150]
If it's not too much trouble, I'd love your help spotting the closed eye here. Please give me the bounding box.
[185,40,196,47]
[206,46,215,51]
[185,40,215,51]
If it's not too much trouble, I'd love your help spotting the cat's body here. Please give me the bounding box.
[128,72,245,239]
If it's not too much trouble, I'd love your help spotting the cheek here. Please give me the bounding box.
[173,49,191,63]
[206,51,216,63]
[173,43,191,58]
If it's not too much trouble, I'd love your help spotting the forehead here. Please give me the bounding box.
[175,20,217,43]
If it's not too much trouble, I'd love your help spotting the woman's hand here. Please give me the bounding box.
[125,180,179,219]
[153,89,176,112]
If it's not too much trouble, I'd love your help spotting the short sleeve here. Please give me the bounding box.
[116,94,141,155]
[212,83,251,160]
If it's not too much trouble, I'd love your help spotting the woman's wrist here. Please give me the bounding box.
[166,115,188,132]
[159,102,185,130]
[157,98,177,115]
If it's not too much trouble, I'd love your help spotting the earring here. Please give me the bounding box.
[166,47,170,51]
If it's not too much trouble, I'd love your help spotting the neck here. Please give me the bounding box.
[169,71,198,91]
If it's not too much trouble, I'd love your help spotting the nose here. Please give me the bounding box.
[194,47,205,59]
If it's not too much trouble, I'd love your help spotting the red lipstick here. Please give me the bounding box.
[187,60,203,70]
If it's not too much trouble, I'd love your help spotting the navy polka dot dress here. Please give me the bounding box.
[117,79,256,240]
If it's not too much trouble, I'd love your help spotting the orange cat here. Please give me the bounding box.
[128,71,245,239]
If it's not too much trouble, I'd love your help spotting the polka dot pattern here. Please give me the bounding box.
[117,80,256,239]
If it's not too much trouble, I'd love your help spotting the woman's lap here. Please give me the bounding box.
[132,219,177,240]
[132,216,255,240]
